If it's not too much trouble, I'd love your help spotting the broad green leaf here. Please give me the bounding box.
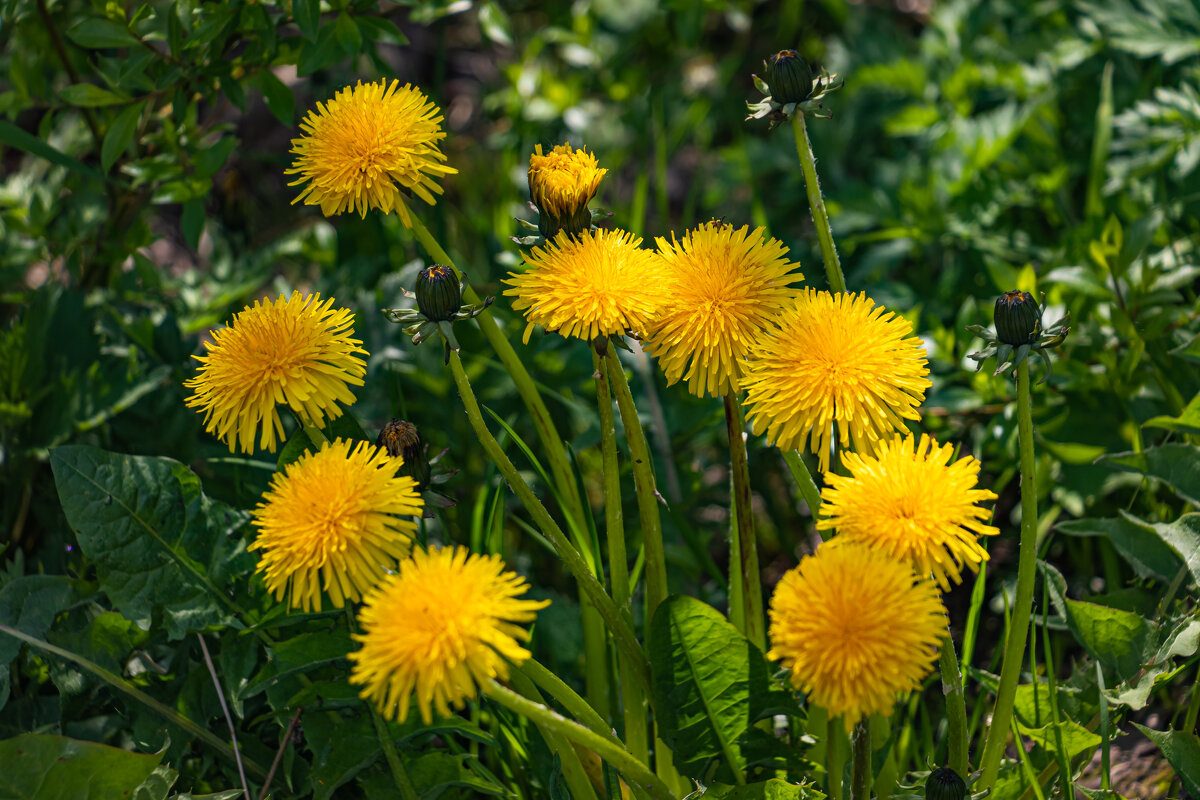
[49,446,247,639]
[651,594,771,781]
[293,0,321,40]
[49,611,148,675]
[1015,718,1101,761]
[1076,789,1131,800]
[0,120,101,179]
[1099,443,1200,505]
[59,84,128,107]
[102,101,144,172]
[242,630,353,700]
[692,778,826,798]
[1056,514,1182,581]
[257,69,294,126]
[404,752,507,797]
[1145,392,1200,436]
[1040,562,1148,680]
[0,733,161,799]
[0,576,75,710]
[66,18,140,49]
[478,1,513,45]
[333,12,362,54]
[1133,724,1200,796]
[304,712,380,800]
[181,198,204,249]
[1147,513,1200,588]
[1173,333,1200,364]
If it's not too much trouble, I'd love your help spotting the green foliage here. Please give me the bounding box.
[0,733,162,799]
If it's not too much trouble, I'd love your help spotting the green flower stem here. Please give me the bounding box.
[508,667,601,800]
[939,633,969,778]
[724,394,765,651]
[487,681,676,800]
[791,112,847,294]
[447,350,650,695]
[302,422,329,450]
[407,214,586,527]
[604,350,668,628]
[410,215,612,712]
[849,721,871,800]
[370,706,420,800]
[0,623,269,782]
[781,449,823,524]
[978,360,1040,790]
[595,348,649,763]
[519,658,613,738]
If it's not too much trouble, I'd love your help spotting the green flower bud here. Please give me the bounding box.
[376,419,431,491]
[925,767,968,800]
[765,50,813,105]
[994,290,1041,346]
[416,265,462,322]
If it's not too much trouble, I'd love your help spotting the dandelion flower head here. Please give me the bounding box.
[184,292,367,454]
[287,79,457,225]
[504,228,666,344]
[249,438,422,612]
[528,142,606,236]
[767,541,946,730]
[742,288,931,472]
[818,434,999,590]
[349,546,549,723]
[644,221,802,397]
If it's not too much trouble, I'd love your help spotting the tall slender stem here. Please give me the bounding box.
[978,361,1040,789]
[782,449,822,522]
[850,721,871,800]
[605,351,668,625]
[407,214,609,711]
[791,112,847,294]
[371,707,420,800]
[594,348,648,763]
[509,666,601,800]
[487,681,676,800]
[519,658,612,738]
[724,394,765,651]
[939,634,969,778]
[447,350,650,694]
[408,214,586,527]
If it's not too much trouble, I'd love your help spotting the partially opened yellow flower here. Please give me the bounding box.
[818,434,999,590]
[349,546,549,723]
[742,289,930,472]
[287,79,457,225]
[249,439,422,613]
[184,292,367,454]
[644,221,802,397]
[767,541,946,730]
[528,143,606,238]
[504,228,666,344]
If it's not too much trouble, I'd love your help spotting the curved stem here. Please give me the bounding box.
[519,658,612,738]
[791,112,847,294]
[447,350,650,694]
[724,394,764,651]
[978,361,1040,789]
[408,214,586,528]
[782,449,823,523]
[508,667,601,800]
[487,681,676,800]
[939,633,969,778]
[850,721,871,800]
[595,349,648,763]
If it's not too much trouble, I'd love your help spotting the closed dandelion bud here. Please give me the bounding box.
[765,50,813,104]
[925,767,968,800]
[377,419,431,491]
[416,265,462,322]
[994,290,1041,346]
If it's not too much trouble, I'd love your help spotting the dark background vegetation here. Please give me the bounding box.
[1,0,1198,797]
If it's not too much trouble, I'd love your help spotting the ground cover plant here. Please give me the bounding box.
[1,0,1199,798]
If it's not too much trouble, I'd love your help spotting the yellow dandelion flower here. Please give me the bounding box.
[767,541,947,730]
[349,546,549,723]
[742,288,931,472]
[249,438,422,613]
[286,79,457,225]
[528,142,607,238]
[503,228,666,344]
[817,434,1000,590]
[184,292,367,454]
[644,221,803,397]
